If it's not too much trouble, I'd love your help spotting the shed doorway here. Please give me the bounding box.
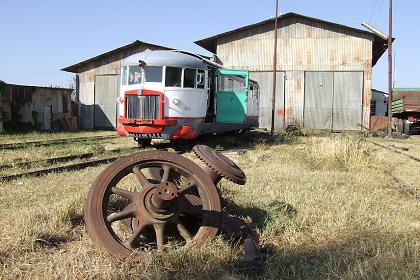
[304,71,363,131]
[94,75,120,129]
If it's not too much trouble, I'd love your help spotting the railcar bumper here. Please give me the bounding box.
[117,117,203,140]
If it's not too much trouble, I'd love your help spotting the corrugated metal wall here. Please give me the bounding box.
[304,71,363,130]
[249,71,285,129]
[332,72,363,130]
[215,17,373,130]
[304,72,334,130]
[94,75,120,128]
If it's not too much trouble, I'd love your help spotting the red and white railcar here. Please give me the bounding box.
[117,50,259,145]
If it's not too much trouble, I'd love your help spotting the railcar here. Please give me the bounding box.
[116,50,259,145]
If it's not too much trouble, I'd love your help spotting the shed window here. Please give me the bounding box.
[183,68,196,88]
[165,67,182,87]
[128,66,142,85]
[197,69,205,89]
[144,66,163,83]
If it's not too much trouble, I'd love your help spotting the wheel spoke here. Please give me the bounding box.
[126,222,146,249]
[106,205,135,223]
[111,187,137,201]
[154,224,165,252]
[133,166,151,188]
[177,223,193,242]
[160,164,171,183]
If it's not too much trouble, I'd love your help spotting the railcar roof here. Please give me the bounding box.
[123,50,207,69]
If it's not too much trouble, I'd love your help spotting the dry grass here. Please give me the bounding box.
[0,132,419,279]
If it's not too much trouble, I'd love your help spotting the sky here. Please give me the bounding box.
[0,0,418,91]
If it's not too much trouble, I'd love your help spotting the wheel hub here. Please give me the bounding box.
[140,183,179,222]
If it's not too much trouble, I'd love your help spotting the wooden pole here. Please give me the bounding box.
[271,0,279,134]
[387,0,393,137]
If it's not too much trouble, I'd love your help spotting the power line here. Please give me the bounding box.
[373,0,386,25]
[369,0,379,23]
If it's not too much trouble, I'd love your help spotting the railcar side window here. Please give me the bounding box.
[121,66,128,85]
[144,66,163,83]
[219,75,245,92]
[197,69,205,89]
[128,66,142,85]
[183,68,196,88]
[165,67,182,87]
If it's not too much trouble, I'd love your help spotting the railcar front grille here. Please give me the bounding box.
[126,95,160,120]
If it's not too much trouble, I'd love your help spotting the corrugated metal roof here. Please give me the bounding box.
[61,40,173,73]
[194,12,388,66]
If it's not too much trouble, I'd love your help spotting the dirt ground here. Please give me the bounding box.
[0,131,419,279]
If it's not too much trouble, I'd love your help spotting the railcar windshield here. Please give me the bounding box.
[144,66,163,83]
[128,66,142,85]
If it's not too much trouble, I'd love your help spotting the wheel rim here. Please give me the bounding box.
[85,151,222,256]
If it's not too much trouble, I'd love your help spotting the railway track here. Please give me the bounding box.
[0,135,118,150]
[0,152,94,170]
[0,142,248,182]
[366,140,420,162]
[0,155,124,182]
[366,139,420,200]
[0,147,143,182]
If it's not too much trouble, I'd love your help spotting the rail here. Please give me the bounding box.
[0,135,118,150]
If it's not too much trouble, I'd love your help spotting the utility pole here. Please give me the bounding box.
[387,0,393,137]
[271,0,279,134]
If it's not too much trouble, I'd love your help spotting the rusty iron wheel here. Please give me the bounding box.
[193,145,246,185]
[84,151,222,257]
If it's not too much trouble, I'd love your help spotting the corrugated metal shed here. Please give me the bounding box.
[195,12,388,131]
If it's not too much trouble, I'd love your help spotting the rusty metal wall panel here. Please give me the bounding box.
[249,71,285,129]
[94,75,119,128]
[332,72,363,131]
[216,17,373,73]
[284,71,305,127]
[304,72,334,130]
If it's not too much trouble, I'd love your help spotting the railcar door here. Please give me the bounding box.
[216,69,248,124]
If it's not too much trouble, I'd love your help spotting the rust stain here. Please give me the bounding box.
[286,108,293,120]
[307,49,312,65]
[296,79,302,92]
[341,54,347,65]
[354,50,361,62]
[296,51,302,65]
[277,109,285,116]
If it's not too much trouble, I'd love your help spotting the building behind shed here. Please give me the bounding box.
[1,83,73,131]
